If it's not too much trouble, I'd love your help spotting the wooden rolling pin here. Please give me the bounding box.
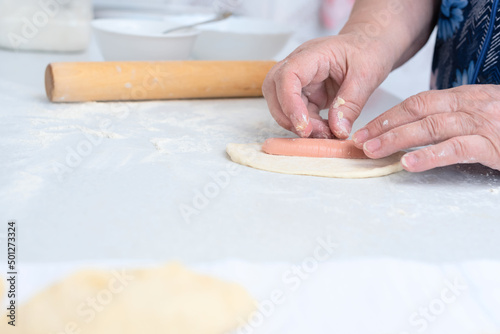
[45,61,276,102]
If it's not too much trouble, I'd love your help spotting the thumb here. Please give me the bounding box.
[328,76,376,139]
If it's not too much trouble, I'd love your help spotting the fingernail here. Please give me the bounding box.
[353,129,369,144]
[402,153,417,169]
[339,118,351,135]
[291,114,308,134]
[333,111,351,138]
[364,138,381,154]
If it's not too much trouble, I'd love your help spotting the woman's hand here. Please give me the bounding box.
[262,0,440,140]
[262,35,392,140]
[353,85,500,172]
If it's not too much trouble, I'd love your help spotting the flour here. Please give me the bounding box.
[25,102,125,149]
[44,125,123,139]
[387,208,418,218]
[29,130,65,148]
[150,136,212,154]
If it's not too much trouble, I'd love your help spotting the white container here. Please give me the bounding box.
[192,17,293,61]
[0,0,93,52]
[91,18,200,61]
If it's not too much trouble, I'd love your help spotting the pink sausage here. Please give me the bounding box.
[262,138,369,159]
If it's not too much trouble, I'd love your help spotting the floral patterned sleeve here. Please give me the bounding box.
[432,0,500,89]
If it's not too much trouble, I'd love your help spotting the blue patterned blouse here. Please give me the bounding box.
[432,0,500,89]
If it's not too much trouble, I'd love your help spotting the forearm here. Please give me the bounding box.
[340,0,440,70]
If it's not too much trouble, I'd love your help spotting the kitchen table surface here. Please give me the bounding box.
[1,39,499,333]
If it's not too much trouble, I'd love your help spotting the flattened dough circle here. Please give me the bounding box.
[226,143,405,179]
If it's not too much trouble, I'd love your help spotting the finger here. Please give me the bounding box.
[303,78,339,112]
[401,135,499,172]
[263,73,295,133]
[328,75,375,139]
[275,54,331,137]
[363,112,478,159]
[353,89,461,148]
[310,118,334,139]
[264,75,334,139]
[304,98,334,139]
[302,79,336,139]
[264,74,332,138]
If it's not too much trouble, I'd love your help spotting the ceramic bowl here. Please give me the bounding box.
[92,18,200,61]
[192,17,293,61]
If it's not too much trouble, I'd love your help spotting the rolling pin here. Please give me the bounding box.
[45,61,277,102]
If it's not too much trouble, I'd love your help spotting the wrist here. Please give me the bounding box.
[336,27,397,86]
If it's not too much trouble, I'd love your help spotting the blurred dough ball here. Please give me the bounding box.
[2,263,255,334]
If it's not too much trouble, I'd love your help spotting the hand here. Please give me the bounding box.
[352,85,500,172]
[262,35,393,139]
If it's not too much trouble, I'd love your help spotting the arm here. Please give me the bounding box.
[340,0,440,70]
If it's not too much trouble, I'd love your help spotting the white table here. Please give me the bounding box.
[0,38,499,333]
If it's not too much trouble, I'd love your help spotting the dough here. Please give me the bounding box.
[227,143,405,179]
[2,263,255,334]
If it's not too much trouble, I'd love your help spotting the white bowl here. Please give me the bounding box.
[91,18,200,61]
[192,17,293,61]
